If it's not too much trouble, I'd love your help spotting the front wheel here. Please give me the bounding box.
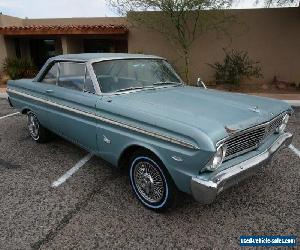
[27,111,51,143]
[129,151,176,211]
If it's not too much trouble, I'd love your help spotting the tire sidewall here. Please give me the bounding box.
[130,156,170,210]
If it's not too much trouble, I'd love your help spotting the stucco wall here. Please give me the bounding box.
[0,14,24,68]
[0,35,8,67]
[128,8,300,85]
[0,8,299,86]
[0,14,23,27]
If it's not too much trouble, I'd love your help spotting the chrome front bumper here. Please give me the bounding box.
[191,132,293,204]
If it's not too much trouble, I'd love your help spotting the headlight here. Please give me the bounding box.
[206,144,227,171]
[276,114,290,133]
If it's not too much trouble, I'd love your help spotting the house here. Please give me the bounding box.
[0,8,299,84]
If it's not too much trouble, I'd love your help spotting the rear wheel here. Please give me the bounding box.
[27,111,51,143]
[129,150,176,211]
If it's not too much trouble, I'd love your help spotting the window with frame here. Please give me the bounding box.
[57,62,95,93]
[58,62,86,91]
[40,61,95,93]
[41,63,59,85]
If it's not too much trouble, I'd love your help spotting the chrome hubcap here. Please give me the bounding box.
[28,114,39,139]
[133,161,165,203]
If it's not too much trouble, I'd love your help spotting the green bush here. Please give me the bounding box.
[2,58,37,80]
[209,49,263,85]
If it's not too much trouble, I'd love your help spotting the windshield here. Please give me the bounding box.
[92,59,182,93]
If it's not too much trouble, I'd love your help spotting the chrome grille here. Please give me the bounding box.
[224,114,285,160]
[267,115,283,134]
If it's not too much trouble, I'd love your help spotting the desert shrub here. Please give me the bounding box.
[2,58,37,80]
[209,49,263,85]
[0,73,10,85]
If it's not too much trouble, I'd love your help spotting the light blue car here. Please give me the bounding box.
[7,53,293,211]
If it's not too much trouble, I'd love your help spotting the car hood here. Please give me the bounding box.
[106,86,291,145]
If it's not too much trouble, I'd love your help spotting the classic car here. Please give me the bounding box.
[7,53,293,211]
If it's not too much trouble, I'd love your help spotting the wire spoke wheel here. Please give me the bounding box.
[133,160,165,203]
[27,113,40,140]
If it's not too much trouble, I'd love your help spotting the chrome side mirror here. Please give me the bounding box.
[197,77,207,89]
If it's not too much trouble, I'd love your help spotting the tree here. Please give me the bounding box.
[108,0,235,84]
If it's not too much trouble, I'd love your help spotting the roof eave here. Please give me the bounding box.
[0,25,128,36]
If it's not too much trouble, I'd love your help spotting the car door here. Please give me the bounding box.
[22,62,60,127]
[43,61,99,152]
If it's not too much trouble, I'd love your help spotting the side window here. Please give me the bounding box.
[41,63,58,85]
[58,62,85,91]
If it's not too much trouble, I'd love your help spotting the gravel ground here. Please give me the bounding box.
[0,100,299,250]
[0,98,15,116]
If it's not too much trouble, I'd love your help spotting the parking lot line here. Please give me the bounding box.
[52,153,93,188]
[0,112,20,120]
[289,144,300,158]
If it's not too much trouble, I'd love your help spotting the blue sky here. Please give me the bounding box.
[0,0,265,19]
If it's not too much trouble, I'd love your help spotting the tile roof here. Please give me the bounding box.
[0,24,128,35]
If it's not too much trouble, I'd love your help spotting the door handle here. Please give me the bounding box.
[46,89,54,93]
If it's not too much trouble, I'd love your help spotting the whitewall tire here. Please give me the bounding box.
[129,151,176,211]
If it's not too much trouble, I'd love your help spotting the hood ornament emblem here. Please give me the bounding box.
[225,126,238,134]
[249,106,260,113]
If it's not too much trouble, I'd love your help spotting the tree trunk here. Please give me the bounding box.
[183,50,191,84]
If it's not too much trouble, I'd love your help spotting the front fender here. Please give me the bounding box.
[96,122,215,194]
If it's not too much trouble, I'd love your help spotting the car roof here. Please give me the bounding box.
[34,53,166,82]
[51,53,164,62]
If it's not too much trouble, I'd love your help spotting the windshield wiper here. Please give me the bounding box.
[115,86,144,93]
[153,81,182,86]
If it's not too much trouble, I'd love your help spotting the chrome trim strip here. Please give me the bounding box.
[7,88,199,150]
[86,61,102,95]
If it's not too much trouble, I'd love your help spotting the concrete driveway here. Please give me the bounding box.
[0,98,299,249]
